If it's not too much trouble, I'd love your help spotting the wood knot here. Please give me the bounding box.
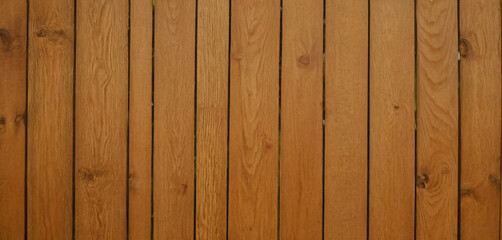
[298,54,310,65]
[459,38,472,58]
[35,28,67,43]
[14,113,25,126]
[0,29,11,49]
[393,104,400,111]
[488,174,500,186]
[461,189,476,200]
[180,183,188,195]
[232,53,243,60]
[416,174,429,188]
[78,168,104,181]
[0,116,6,133]
[36,29,48,37]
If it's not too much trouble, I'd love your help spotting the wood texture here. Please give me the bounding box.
[27,0,74,239]
[196,0,229,239]
[369,0,415,239]
[459,0,501,239]
[280,0,323,239]
[75,0,129,238]
[228,0,280,238]
[154,0,195,238]
[416,0,458,239]
[324,0,368,239]
[129,0,153,239]
[0,0,26,238]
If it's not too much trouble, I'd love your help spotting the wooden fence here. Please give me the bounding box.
[0,0,501,239]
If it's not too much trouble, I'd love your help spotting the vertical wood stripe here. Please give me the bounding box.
[369,0,415,239]
[460,0,502,239]
[416,0,458,239]
[27,0,74,239]
[129,0,153,239]
[228,0,280,238]
[324,0,368,239]
[0,0,27,239]
[154,0,195,238]
[280,0,324,239]
[75,0,129,238]
[196,0,229,239]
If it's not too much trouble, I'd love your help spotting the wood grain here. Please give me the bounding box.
[154,0,195,238]
[75,0,129,238]
[228,0,280,238]
[129,0,153,239]
[280,0,323,239]
[324,0,368,239]
[196,0,229,239]
[27,0,74,239]
[0,0,26,238]
[416,0,458,239]
[459,0,501,239]
[369,0,415,239]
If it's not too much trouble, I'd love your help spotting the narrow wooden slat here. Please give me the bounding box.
[195,0,230,240]
[280,0,323,238]
[459,0,501,239]
[369,0,415,239]
[416,0,458,238]
[195,0,229,238]
[75,0,129,238]
[228,0,280,238]
[129,0,153,239]
[154,0,195,238]
[27,0,74,239]
[324,0,368,238]
[0,0,27,238]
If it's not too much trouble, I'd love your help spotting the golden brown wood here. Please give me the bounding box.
[280,0,323,239]
[0,0,26,238]
[75,0,129,238]
[324,0,368,238]
[154,0,195,238]
[460,1,501,239]
[196,0,229,239]
[27,0,74,239]
[129,0,153,239]
[369,0,415,239]
[228,0,280,238]
[416,0,458,239]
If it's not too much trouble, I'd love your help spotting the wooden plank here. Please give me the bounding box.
[27,0,74,239]
[228,0,280,238]
[0,0,26,238]
[75,0,129,238]
[154,0,195,238]
[324,0,368,239]
[129,0,153,239]
[369,0,415,239]
[415,0,458,239]
[195,0,229,238]
[459,0,501,239]
[280,0,323,238]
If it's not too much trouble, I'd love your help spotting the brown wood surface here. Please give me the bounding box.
[196,0,229,239]
[416,0,458,239]
[27,0,74,239]
[280,0,324,239]
[228,0,280,238]
[129,0,153,239]
[0,0,27,239]
[75,0,129,238]
[369,0,415,239]
[459,0,501,239]
[154,0,195,239]
[324,0,368,239]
